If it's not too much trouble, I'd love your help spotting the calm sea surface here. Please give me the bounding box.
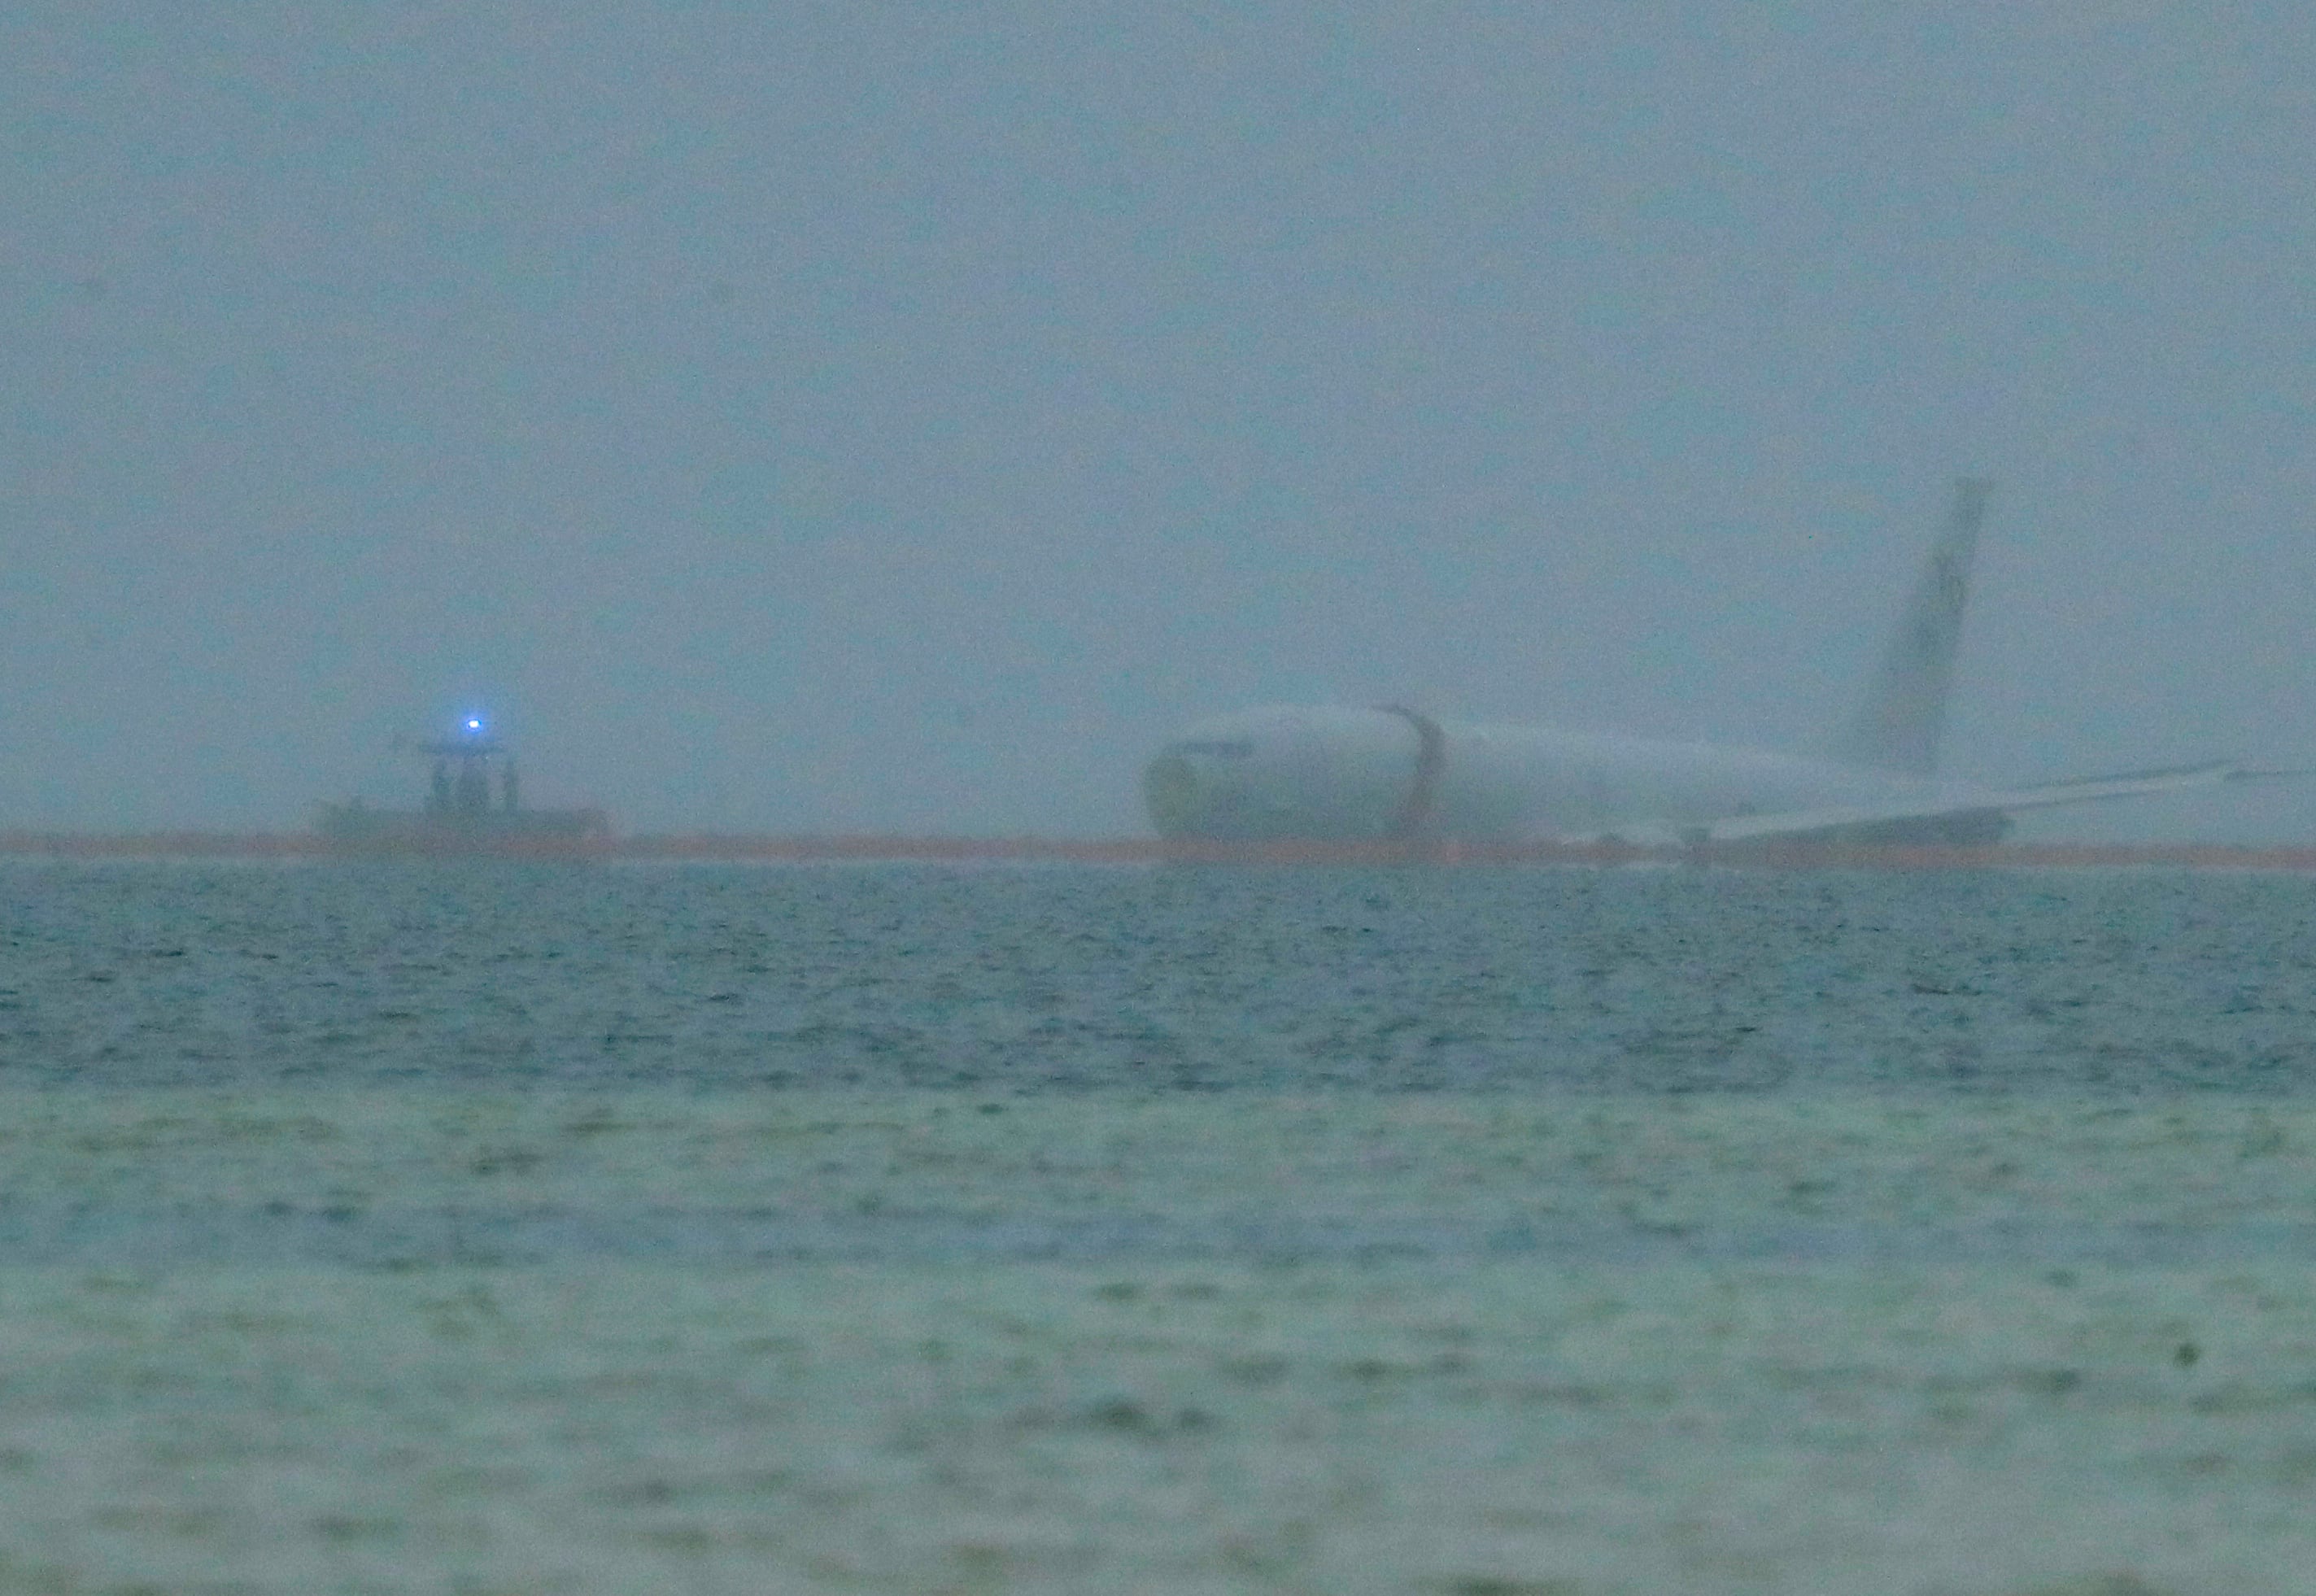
[2,861,2314,1594]
[9,860,2314,1095]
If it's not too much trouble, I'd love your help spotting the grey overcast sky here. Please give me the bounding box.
[5,2,2314,839]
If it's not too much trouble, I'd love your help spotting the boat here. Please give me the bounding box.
[316,717,610,859]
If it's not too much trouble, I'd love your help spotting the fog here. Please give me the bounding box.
[7,3,2313,840]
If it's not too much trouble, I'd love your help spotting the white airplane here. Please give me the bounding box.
[1143,482,2272,848]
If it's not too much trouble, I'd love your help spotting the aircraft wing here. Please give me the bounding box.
[1678,761,2292,847]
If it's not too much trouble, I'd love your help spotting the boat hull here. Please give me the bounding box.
[314,805,612,860]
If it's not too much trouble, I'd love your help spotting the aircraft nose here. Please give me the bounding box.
[1142,752,1202,837]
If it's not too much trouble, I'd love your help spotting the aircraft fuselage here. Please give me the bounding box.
[1143,704,1932,844]
[1143,486,2262,848]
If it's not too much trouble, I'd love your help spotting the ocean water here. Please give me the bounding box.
[12,860,2314,1095]
[2,861,2314,1594]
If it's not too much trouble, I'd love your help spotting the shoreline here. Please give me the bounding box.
[5,829,2316,870]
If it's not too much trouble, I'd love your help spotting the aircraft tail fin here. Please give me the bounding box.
[1829,479,1989,778]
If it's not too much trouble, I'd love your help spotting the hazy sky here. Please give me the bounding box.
[7,2,2314,839]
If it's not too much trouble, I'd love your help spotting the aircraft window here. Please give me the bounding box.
[1170,739,1254,759]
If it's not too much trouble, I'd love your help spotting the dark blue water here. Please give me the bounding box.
[6,861,2312,1093]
